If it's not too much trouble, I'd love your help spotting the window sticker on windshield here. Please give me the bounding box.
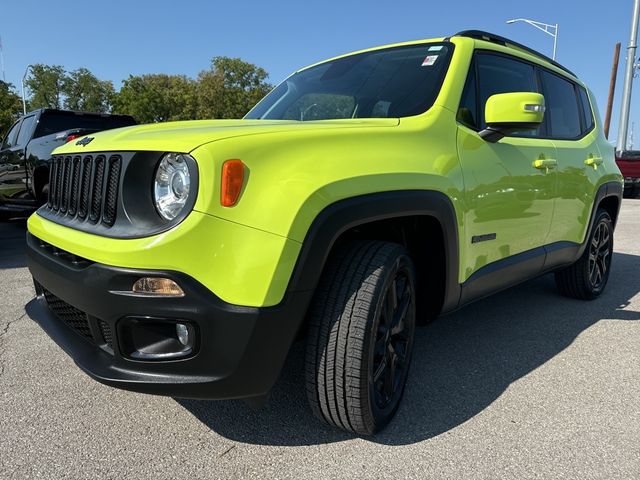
[421,55,438,66]
[428,45,444,51]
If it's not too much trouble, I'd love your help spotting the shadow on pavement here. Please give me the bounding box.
[179,252,640,446]
[0,220,28,269]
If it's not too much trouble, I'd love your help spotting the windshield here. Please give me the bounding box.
[245,42,454,121]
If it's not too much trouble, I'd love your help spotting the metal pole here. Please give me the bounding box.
[617,0,640,153]
[21,76,26,115]
[0,36,5,83]
[552,24,558,60]
[605,43,622,139]
[21,64,33,115]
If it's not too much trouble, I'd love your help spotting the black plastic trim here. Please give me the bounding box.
[286,190,462,313]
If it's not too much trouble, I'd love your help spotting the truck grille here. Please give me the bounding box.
[42,287,114,350]
[47,154,122,227]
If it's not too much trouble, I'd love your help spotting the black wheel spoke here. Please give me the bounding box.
[585,221,612,289]
[373,355,387,383]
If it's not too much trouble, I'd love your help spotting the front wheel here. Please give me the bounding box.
[555,209,613,300]
[305,240,416,435]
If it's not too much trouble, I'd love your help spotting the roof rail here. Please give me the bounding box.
[452,30,576,78]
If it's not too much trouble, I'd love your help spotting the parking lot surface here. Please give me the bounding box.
[1,201,639,480]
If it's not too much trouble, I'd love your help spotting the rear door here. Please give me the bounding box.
[539,73,602,247]
[456,51,557,282]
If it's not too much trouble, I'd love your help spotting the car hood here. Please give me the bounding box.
[52,118,400,154]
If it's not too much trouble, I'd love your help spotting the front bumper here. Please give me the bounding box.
[26,232,311,399]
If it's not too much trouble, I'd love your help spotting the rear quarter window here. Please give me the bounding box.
[539,71,582,139]
[577,86,595,132]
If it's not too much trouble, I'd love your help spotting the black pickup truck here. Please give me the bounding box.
[0,109,135,218]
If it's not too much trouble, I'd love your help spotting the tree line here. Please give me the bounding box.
[0,56,273,138]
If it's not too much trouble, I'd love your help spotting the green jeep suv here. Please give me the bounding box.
[25,30,623,435]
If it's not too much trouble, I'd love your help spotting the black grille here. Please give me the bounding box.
[46,153,122,227]
[42,288,114,350]
[43,288,93,342]
[98,319,114,349]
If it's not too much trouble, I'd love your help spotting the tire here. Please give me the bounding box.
[555,209,613,300]
[305,240,417,435]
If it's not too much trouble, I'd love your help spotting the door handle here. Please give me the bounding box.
[532,158,557,170]
[584,156,603,167]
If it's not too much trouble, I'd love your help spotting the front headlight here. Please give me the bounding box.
[154,153,192,220]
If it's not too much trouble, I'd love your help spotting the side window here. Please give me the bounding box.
[476,53,538,130]
[16,115,36,147]
[1,121,21,150]
[457,60,478,129]
[577,86,595,132]
[540,71,582,139]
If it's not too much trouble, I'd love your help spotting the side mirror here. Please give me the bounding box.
[479,92,545,142]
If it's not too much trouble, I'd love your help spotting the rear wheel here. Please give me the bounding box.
[555,209,613,300]
[305,240,416,435]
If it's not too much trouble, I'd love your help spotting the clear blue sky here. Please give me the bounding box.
[1,0,637,145]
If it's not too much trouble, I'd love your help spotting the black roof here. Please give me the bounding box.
[452,30,576,78]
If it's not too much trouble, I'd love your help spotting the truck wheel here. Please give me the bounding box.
[305,240,416,435]
[555,209,613,300]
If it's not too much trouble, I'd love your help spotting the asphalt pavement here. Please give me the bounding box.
[1,201,639,479]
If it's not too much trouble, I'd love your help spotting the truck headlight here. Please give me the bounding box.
[154,153,192,220]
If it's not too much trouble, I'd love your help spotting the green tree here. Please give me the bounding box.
[113,74,197,123]
[0,81,22,139]
[25,64,66,109]
[63,68,115,113]
[196,56,272,119]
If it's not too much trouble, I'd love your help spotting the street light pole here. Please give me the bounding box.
[506,18,559,60]
[21,64,33,115]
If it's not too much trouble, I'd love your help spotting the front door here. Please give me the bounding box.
[456,51,556,283]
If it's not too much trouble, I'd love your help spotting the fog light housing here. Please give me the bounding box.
[132,277,184,297]
[118,318,197,361]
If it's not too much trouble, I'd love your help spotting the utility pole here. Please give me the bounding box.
[616,0,640,153]
[604,43,621,139]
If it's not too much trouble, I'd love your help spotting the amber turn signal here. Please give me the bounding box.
[221,159,245,207]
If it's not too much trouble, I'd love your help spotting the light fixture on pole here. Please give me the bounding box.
[21,64,34,115]
[506,18,559,60]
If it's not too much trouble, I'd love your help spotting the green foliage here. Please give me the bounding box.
[25,64,66,109]
[112,74,197,123]
[22,56,273,124]
[197,57,272,119]
[63,68,116,113]
[0,81,22,139]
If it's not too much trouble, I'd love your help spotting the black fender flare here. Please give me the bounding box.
[283,190,462,313]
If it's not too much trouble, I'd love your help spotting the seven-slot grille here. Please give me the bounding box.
[47,154,122,227]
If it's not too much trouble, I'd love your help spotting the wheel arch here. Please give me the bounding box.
[283,190,462,318]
